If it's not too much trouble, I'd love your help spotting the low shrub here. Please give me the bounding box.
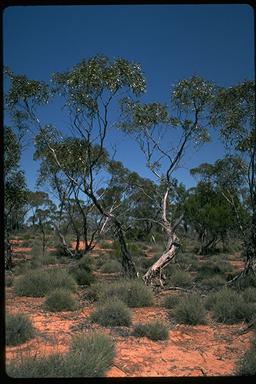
[199,275,226,289]
[172,294,207,325]
[100,241,113,249]
[132,320,169,341]
[197,260,233,279]
[71,268,95,286]
[6,313,35,346]
[90,299,132,327]
[96,279,154,308]
[162,294,181,309]
[101,260,122,273]
[69,332,115,376]
[236,338,256,376]
[44,288,78,312]
[13,268,77,297]
[6,331,114,378]
[166,270,193,288]
[210,288,255,324]
[241,287,256,303]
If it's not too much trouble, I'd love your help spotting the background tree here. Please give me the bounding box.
[4,126,27,269]
[5,56,146,278]
[119,76,215,285]
[210,80,256,280]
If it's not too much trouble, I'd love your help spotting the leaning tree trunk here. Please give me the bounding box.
[54,224,75,258]
[143,187,182,286]
[143,229,180,285]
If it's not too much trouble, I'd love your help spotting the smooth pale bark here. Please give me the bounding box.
[143,187,182,285]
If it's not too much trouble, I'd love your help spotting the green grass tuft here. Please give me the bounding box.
[6,313,35,346]
[132,320,169,341]
[90,299,132,327]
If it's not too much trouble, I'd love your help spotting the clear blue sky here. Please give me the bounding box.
[3,4,255,193]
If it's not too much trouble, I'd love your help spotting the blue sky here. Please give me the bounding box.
[3,4,254,193]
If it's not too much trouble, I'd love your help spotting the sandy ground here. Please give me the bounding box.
[5,239,254,377]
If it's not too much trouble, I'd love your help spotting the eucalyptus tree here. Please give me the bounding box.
[5,56,146,278]
[119,76,215,285]
[34,132,108,257]
[4,126,27,269]
[183,181,239,254]
[210,80,256,280]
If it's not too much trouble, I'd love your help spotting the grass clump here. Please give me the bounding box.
[97,279,154,308]
[172,294,207,325]
[44,288,78,312]
[70,255,95,286]
[166,269,193,288]
[236,338,256,376]
[209,288,255,324]
[132,320,169,341]
[90,299,132,327]
[199,274,226,289]
[6,331,115,378]
[13,268,77,297]
[6,313,35,346]
[162,294,181,309]
[101,260,122,273]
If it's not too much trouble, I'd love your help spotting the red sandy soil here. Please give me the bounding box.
[5,239,254,377]
[70,240,113,252]
[5,287,254,377]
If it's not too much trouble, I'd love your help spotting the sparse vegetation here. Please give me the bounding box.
[236,338,256,376]
[13,268,77,297]
[172,294,207,325]
[132,320,169,341]
[208,288,255,324]
[44,288,78,312]
[6,332,115,377]
[90,299,132,327]
[6,313,35,345]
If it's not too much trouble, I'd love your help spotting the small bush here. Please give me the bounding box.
[101,260,122,273]
[96,279,154,308]
[166,270,193,288]
[13,268,77,297]
[6,331,115,378]
[69,332,115,376]
[241,287,256,303]
[197,260,233,279]
[44,288,78,312]
[6,313,35,346]
[163,294,181,309]
[236,338,256,376]
[200,275,226,289]
[71,268,95,286]
[132,320,169,341]
[210,288,255,324]
[90,299,132,327]
[172,295,207,325]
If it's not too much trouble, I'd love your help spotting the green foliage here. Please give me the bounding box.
[172,295,207,325]
[69,255,95,285]
[95,279,154,307]
[6,332,114,377]
[162,294,181,309]
[6,313,35,346]
[166,269,193,288]
[197,259,233,278]
[44,288,78,312]
[199,274,226,289]
[13,268,77,297]
[71,268,95,286]
[101,260,122,273]
[132,320,169,341]
[241,287,256,303]
[208,288,255,324]
[90,299,132,327]
[236,338,256,376]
